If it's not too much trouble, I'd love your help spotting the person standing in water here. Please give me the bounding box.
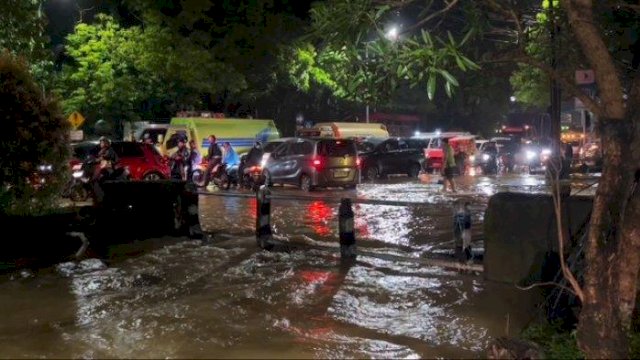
[442,137,457,193]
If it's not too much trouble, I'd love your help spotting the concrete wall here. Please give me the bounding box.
[484,192,592,284]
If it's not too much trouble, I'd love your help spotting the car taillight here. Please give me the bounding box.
[356,157,361,168]
[312,157,323,168]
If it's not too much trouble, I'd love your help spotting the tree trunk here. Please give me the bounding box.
[577,119,640,358]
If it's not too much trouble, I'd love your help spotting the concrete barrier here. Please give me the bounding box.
[0,210,89,267]
[484,192,592,284]
[91,180,201,242]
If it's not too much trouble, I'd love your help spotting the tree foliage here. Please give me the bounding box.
[0,53,69,215]
[57,14,243,132]
[290,0,478,106]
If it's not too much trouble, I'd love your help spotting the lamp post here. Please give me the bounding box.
[364,25,400,124]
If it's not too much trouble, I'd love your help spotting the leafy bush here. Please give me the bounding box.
[521,321,584,359]
[0,52,70,215]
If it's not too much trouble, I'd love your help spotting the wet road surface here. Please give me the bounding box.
[0,174,596,358]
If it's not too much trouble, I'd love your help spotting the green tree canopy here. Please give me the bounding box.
[0,53,69,215]
[57,14,243,133]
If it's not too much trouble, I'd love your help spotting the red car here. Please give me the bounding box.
[71,141,170,181]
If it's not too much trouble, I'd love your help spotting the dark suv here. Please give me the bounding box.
[263,138,359,191]
[358,138,427,180]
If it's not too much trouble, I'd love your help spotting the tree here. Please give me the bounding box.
[0,52,69,215]
[304,0,640,357]
[0,0,54,87]
[57,14,243,134]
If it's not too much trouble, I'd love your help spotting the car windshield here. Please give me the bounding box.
[141,128,167,144]
[317,139,357,157]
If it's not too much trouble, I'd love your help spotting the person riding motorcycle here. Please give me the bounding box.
[188,139,201,182]
[222,142,241,187]
[170,138,190,180]
[95,136,119,181]
[238,141,263,176]
[203,135,222,187]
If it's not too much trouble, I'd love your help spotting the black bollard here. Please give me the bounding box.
[338,198,356,259]
[256,184,273,249]
[453,202,472,262]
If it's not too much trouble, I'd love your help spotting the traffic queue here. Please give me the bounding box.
[57,116,597,202]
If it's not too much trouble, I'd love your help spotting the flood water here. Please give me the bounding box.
[0,175,594,358]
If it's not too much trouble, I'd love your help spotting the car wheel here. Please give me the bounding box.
[365,166,378,181]
[408,163,421,178]
[143,172,163,181]
[300,174,313,192]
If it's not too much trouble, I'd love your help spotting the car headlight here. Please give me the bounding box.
[73,171,84,178]
[482,154,490,161]
[469,155,476,162]
[541,148,552,156]
[526,150,537,160]
[38,164,53,172]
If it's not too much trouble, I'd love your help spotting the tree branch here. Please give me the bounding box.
[401,0,460,35]
[563,0,626,119]
[516,281,579,296]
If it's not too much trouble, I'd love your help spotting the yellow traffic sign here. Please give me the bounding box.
[67,111,85,130]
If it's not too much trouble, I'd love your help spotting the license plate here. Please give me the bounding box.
[333,169,349,178]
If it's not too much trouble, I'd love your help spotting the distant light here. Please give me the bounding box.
[524,125,530,130]
[435,129,441,136]
[501,125,507,130]
[414,131,420,136]
[386,26,399,41]
[510,96,517,102]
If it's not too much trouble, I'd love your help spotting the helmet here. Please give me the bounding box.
[99,136,111,145]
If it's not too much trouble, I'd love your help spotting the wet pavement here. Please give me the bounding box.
[0,174,596,358]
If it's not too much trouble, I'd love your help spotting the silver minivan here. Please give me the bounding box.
[263,138,359,191]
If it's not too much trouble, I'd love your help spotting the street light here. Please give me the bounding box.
[364,24,401,123]
[386,26,399,41]
[510,96,517,103]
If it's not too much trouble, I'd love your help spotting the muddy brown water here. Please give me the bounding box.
[0,175,587,358]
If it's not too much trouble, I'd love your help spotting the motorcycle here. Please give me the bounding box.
[241,164,265,191]
[192,161,230,190]
[63,156,130,202]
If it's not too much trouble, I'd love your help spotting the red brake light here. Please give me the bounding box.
[356,157,361,168]
[313,159,322,166]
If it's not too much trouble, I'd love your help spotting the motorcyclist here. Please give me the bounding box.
[95,136,118,181]
[203,135,222,187]
[239,141,264,179]
[170,138,190,180]
[222,142,240,185]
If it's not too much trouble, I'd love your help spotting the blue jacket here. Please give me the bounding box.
[223,146,240,166]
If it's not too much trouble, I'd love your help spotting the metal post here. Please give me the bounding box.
[549,0,561,152]
[365,45,370,124]
[338,198,356,259]
[256,185,272,250]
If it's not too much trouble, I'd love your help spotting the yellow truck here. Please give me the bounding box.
[296,122,389,139]
[158,117,281,157]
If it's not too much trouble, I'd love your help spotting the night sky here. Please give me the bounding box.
[44,0,314,46]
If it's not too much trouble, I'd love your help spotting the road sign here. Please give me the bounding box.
[67,112,85,130]
[575,69,595,85]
